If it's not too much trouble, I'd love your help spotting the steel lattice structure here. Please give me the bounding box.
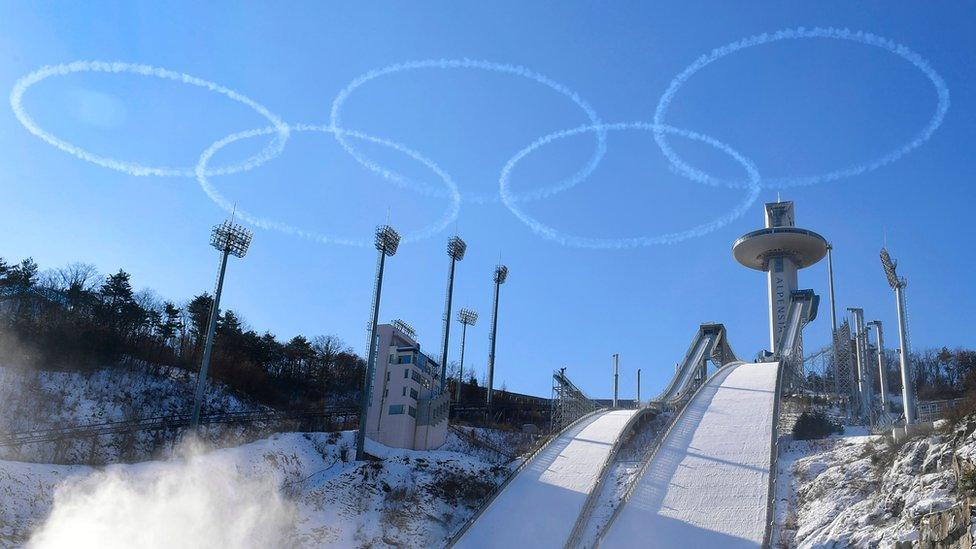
[550,368,599,433]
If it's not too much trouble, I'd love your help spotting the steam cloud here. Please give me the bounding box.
[26,441,296,549]
[653,27,951,189]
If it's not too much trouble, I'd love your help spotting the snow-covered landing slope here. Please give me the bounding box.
[457,409,637,549]
[601,362,778,548]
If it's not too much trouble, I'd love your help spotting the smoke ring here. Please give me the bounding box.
[499,122,760,249]
[330,58,606,204]
[10,61,290,177]
[654,27,950,189]
[196,123,461,247]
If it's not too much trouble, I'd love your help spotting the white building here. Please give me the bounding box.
[365,321,449,450]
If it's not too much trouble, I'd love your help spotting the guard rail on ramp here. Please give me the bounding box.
[455,408,638,549]
[600,361,779,548]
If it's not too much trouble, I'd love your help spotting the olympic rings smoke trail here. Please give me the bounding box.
[10,61,290,177]
[330,58,606,204]
[196,123,461,247]
[653,27,950,189]
[499,122,761,249]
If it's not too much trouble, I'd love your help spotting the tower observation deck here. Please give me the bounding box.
[733,201,827,352]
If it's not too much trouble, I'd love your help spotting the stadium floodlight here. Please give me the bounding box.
[356,225,401,461]
[375,224,400,256]
[391,318,417,340]
[880,248,904,289]
[191,218,253,428]
[486,264,508,411]
[210,220,253,258]
[439,236,467,392]
[454,308,478,402]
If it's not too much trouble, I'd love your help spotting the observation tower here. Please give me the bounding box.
[733,201,828,352]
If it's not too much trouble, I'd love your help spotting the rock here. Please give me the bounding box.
[918,500,971,549]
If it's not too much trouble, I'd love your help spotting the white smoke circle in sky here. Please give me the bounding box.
[10,61,290,177]
[653,27,950,189]
[499,122,761,249]
[196,123,461,247]
[329,58,607,204]
[26,445,295,549]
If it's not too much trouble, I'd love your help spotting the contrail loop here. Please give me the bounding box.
[195,123,461,247]
[10,61,290,178]
[329,58,607,204]
[653,27,950,189]
[498,122,761,249]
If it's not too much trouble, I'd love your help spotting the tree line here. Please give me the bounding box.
[0,257,365,408]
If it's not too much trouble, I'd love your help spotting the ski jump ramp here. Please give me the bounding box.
[600,361,779,548]
[455,409,638,548]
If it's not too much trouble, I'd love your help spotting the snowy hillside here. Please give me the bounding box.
[773,419,973,548]
[0,428,526,547]
[0,363,262,463]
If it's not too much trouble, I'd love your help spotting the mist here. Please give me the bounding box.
[26,440,296,549]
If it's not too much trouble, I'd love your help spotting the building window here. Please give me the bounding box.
[389,354,394,364]
[397,355,412,364]
[408,406,417,418]
[386,371,390,381]
[410,388,418,400]
[402,387,406,397]
[389,404,404,415]
[411,370,423,384]
[404,368,409,379]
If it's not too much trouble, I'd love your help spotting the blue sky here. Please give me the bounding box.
[1,2,974,399]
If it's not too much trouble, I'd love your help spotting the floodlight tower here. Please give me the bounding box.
[191,219,253,428]
[455,308,478,403]
[486,265,508,411]
[355,225,400,461]
[881,248,917,424]
[733,201,828,352]
[439,236,467,392]
[867,320,890,415]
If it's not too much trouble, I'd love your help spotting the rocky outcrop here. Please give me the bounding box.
[918,500,971,548]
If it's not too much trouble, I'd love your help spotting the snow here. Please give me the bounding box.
[456,409,637,548]
[0,363,262,463]
[773,427,961,547]
[601,362,778,548]
[0,428,521,547]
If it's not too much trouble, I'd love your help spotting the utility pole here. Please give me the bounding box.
[455,308,478,403]
[356,225,400,461]
[636,368,641,406]
[439,236,466,392]
[612,354,619,408]
[486,265,508,412]
[868,321,889,415]
[881,248,917,424]
[191,219,252,429]
[826,243,841,399]
[848,308,872,424]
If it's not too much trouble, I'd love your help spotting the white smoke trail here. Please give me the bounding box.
[10,61,290,177]
[653,27,950,189]
[498,122,761,249]
[329,58,607,204]
[195,123,461,247]
[26,440,295,549]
